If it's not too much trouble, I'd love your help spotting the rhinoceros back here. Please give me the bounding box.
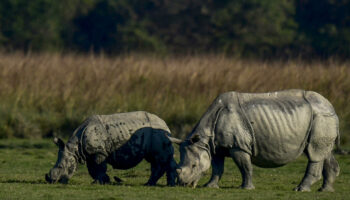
[238,90,313,167]
[82,111,170,156]
[145,113,171,133]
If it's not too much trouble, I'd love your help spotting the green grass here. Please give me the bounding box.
[0,139,349,200]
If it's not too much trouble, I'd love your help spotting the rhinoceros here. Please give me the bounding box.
[172,90,340,192]
[45,111,177,186]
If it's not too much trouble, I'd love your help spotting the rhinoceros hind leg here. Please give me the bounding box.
[230,149,255,190]
[145,162,166,186]
[294,161,323,192]
[204,155,225,188]
[318,153,339,192]
[165,158,177,186]
[87,155,110,184]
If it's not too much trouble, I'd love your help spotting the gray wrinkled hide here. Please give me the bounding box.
[177,90,340,192]
[47,111,177,186]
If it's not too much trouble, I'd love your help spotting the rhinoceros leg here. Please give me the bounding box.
[294,161,323,192]
[145,162,166,186]
[204,155,225,188]
[319,153,339,192]
[87,154,110,184]
[165,158,177,186]
[296,114,339,192]
[230,149,255,189]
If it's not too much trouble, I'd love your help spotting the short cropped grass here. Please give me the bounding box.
[0,139,349,200]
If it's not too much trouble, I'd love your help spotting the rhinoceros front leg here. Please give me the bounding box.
[230,149,255,190]
[87,154,110,184]
[294,161,323,192]
[145,162,166,186]
[204,155,225,188]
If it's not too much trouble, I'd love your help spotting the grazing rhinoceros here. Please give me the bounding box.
[172,90,340,192]
[45,111,177,186]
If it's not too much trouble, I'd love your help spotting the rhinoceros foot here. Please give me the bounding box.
[293,185,311,192]
[240,184,255,190]
[92,174,110,185]
[318,186,334,192]
[204,182,220,188]
[166,182,176,187]
[144,182,156,186]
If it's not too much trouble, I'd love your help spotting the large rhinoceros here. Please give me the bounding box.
[173,90,340,192]
[45,111,177,186]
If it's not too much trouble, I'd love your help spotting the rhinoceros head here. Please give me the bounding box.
[177,134,211,188]
[45,137,77,184]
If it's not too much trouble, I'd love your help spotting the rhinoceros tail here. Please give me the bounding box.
[333,125,349,155]
[333,113,344,154]
[336,126,340,147]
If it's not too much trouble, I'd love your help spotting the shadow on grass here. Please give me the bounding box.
[195,185,238,189]
[0,178,241,189]
[0,179,48,184]
[0,143,52,149]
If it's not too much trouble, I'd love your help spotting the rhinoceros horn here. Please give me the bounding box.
[53,137,65,150]
[167,136,182,145]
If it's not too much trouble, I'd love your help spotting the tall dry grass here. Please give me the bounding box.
[0,53,349,143]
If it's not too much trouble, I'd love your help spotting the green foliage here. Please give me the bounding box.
[0,0,349,57]
[0,0,63,51]
[209,0,297,56]
[295,0,350,57]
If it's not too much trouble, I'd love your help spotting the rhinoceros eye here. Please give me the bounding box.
[192,164,196,169]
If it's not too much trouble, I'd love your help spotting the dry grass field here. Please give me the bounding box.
[0,53,349,144]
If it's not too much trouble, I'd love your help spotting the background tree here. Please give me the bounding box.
[0,0,349,58]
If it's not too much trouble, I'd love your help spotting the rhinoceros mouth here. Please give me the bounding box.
[177,174,201,188]
[45,173,56,184]
[45,173,68,184]
[177,180,198,188]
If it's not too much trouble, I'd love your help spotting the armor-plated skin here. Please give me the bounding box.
[46,111,177,186]
[176,90,340,191]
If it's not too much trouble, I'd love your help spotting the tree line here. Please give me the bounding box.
[0,0,349,58]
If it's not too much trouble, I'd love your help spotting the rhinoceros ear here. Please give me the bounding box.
[167,136,182,145]
[53,137,65,150]
[190,134,200,144]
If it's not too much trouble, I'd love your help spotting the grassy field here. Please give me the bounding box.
[0,53,350,198]
[0,53,350,144]
[0,139,349,200]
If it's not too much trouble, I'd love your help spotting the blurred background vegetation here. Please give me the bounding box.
[0,53,349,143]
[0,0,349,143]
[0,0,349,58]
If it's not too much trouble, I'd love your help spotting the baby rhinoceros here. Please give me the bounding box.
[45,111,177,186]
